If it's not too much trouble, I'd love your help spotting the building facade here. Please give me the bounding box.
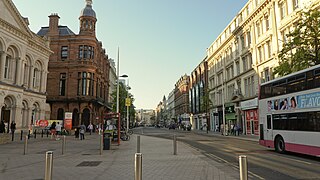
[108,58,117,106]
[0,0,51,131]
[207,0,319,135]
[189,58,209,130]
[174,74,190,126]
[38,0,111,127]
[167,89,175,123]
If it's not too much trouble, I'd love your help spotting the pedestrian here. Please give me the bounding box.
[88,123,93,135]
[220,124,224,135]
[0,120,5,133]
[50,122,56,139]
[55,122,62,140]
[230,124,234,135]
[10,121,16,141]
[80,124,86,140]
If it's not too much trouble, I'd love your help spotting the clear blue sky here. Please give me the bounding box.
[12,0,247,109]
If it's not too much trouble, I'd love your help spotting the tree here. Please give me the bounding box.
[110,83,135,120]
[274,8,320,76]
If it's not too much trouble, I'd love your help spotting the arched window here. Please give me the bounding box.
[57,108,64,120]
[33,61,42,90]
[23,56,31,86]
[4,48,14,80]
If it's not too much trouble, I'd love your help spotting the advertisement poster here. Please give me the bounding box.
[64,112,73,130]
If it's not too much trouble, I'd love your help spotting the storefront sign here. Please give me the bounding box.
[240,98,258,110]
[64,112,72,130]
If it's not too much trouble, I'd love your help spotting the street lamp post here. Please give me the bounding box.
[116,47,128,145]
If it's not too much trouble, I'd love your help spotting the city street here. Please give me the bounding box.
[134,127,320,180]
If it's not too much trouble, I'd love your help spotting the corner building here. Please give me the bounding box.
[0,0,51,131]
[207,0,320,135]
[37,0,111,127]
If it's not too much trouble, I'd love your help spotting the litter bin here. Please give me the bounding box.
[103,134,111,150]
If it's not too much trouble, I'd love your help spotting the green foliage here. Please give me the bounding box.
[274,9,320,76]
[110,83,135,120]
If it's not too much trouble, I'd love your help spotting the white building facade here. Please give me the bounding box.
[0,0,51,131]
[207,0,319,135]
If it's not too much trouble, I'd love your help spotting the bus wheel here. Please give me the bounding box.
[275,136,285,153]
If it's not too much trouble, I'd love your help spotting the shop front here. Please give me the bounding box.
[225,103,236,134]
[240,98,259,136]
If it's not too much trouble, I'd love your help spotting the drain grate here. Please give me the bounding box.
[76,161,102,167]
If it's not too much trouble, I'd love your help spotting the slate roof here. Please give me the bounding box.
[37,26,75,36]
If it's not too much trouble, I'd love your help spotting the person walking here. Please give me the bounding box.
[10,121,16,141]
[50,122,56,139]
[80,124,86,140]
[55,122,62,140]
[88,123,93,135]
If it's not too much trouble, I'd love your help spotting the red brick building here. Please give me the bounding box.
[37,0,110,127]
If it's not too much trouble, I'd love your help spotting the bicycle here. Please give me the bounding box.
[127,129,133,135]
[120,130,130,141]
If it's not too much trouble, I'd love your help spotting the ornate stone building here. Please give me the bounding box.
[189,58,209,130]
[174,74,190,125]
[207,0,320,135]
[0,0,51,131]
[37,0,111,127]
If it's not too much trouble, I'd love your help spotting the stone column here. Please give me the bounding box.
[0,51,6,81]
[29,65,34,90]
[40,70,48,93]
[15,57,22,86]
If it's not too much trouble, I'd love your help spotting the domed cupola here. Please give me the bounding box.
[79,0,97,36]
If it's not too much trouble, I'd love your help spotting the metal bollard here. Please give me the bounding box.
[100,135,103,155]
[135,153,142,180]
[62,135,66,155]
[137,136,140,153]
[45,151,53,180]
[34,130,37,139]
[41,130,44,138]
[20,130,23,141]
[46,130,49,137]
[24,135,28,155]
[239,155,248,180]
[173,134,177,155]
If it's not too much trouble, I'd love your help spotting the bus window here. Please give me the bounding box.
[287,74,306,93]
[314,69,320,87]
[272,79,287,96]
[260,84,271,99]
[267,115,271,129]
[306,71,314,89]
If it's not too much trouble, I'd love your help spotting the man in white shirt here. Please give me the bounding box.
[55,122,62,140]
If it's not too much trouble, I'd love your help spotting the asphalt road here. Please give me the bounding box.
[133,127,320,180]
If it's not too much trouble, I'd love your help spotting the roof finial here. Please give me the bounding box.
[86,0,92,6]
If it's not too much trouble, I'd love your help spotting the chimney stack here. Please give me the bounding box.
[48,13,60,36]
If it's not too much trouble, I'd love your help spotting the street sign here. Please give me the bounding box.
[126,98,131,106]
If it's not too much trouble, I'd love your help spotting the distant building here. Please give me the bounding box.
[0,0,51,130]
[167,89,175,123]
[136,109,155,125]
[174,74,190,125]
[108,58,116,106]
[37,0,111,127]
[189,58,209,130]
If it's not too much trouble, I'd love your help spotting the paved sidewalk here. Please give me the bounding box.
[0,133,240,180]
